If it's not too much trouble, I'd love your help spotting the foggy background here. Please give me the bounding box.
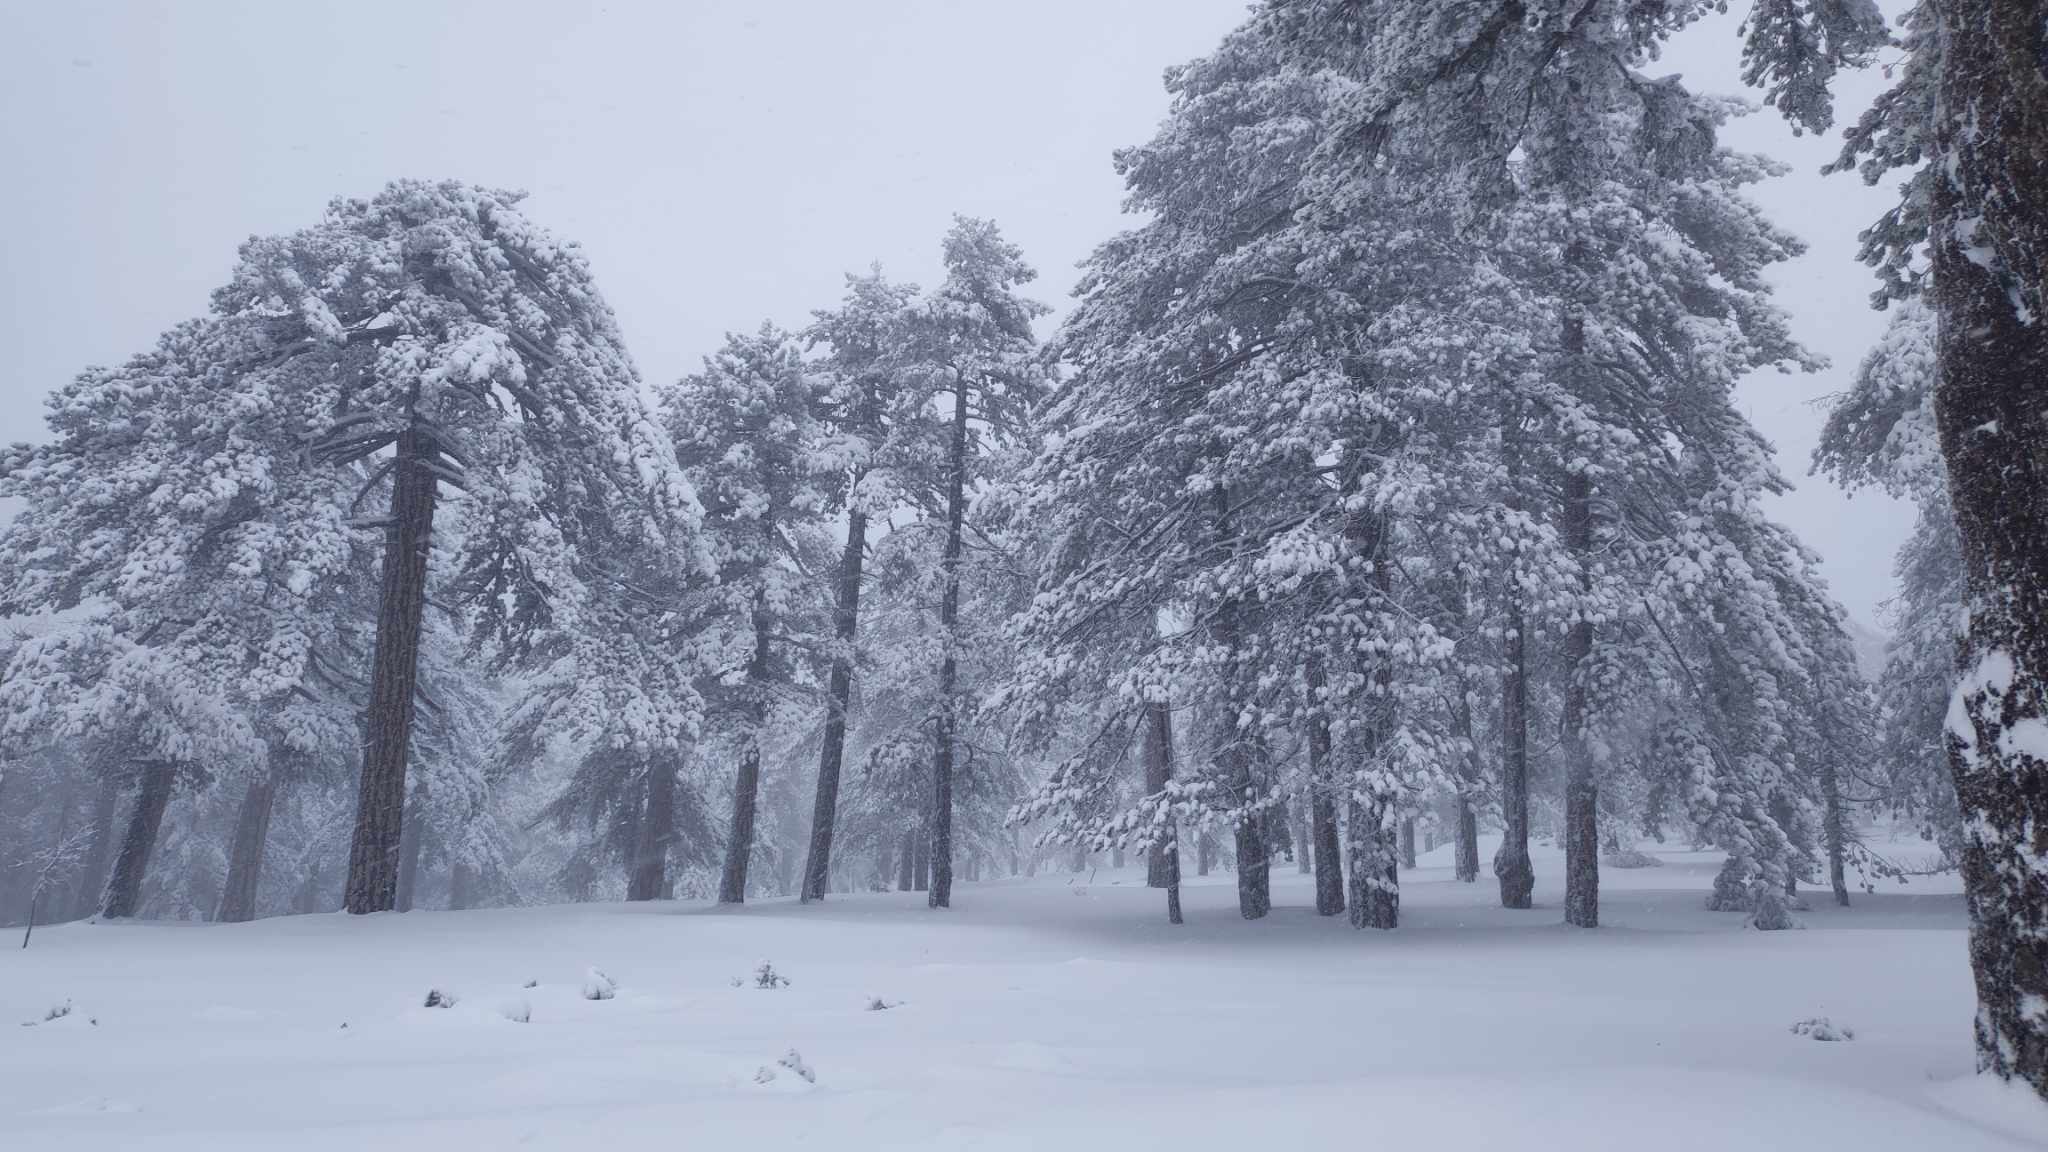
[0,0,1910,629]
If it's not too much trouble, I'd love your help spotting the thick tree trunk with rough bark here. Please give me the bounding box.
[1926,0,2048,1096]
[1821,758,1850,908]
[1346,515,1398,930]
[101,759,175,919]
[629,756,676,902]
[71,773,122,921]
[1143,702,1176,889]
[802,504,868,903]
[1496,407,1535,909]
[346,425,437,914]
[216,770,279,923]
[1211,488,1269,920]
[720,599,776,905]
[1561,468,1599,928]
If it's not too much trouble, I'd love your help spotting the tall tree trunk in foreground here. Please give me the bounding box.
[1560,471,1599,928]
[216,770,279,923]
[1347,516,1398,930]
[1143,702,1176,889]
[929,381,970,910]
[801,502,868,902]
[346,425,437,914]
[1927,0,2048,1096]
[1495,406,1535,910]
[101,759,175,919]
[720,598,776,905]
[629,757,677,902]
[71,773,122,920]
[1306,656,1345,916]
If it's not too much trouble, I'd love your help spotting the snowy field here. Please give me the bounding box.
[4,839,2042,1151]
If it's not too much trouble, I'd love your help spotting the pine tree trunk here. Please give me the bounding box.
[71,773,121,921]
[928,380,969,910]
[101,759,175,919]
[1197,833,1213,877]
[1821,758,1850,908]
[629,756,676,902]
[1143,702,1176,888]
[897,829,916,891]
[1399,818,1417,871]
[1456,798,1480,883]
[1347,514,1398,930]
[913,829,930,892]
[395,781,426,913]
[718,742,762,905]
[1293,807,1311,874]
[1495,405,1535,909]
[720,599,775,905]
[1927,0,2048,1096]
[1211,487,1269,920]
[1306,656,1346,916]
[801,504,868,903]
[345,424,437,915]
[216,770,278,924]
[1561,466,1600,929]
[449,861,476,910]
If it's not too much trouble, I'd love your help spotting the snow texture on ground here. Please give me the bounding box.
[3,838,2041,1151]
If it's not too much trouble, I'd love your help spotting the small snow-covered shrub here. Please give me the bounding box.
[1603,848,1663,869]
[867,997,898,1012]
[755,962,789,989]
[778,1049,815,1083]
[753,1064,779,1084]
[1706,858,1753,912]
[499,998,531,1024]
[21,1001,88,1027]
[522,979,539,989]
[582,967,617,1001]
[424,989,458,1009]
[1750,890,1802,931]
[1791,1017,1854,1041]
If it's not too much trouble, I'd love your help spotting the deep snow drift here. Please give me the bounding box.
[3,839,2041,1151]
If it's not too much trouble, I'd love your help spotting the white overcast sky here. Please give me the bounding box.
[0,1,1912,628]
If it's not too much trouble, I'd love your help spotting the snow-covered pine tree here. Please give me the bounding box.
[798,269,922,903]
[661,323,832,904]
[897,218,1048,909]
[215,180,702,914]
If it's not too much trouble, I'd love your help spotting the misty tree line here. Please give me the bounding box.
[1,0,2043,1103]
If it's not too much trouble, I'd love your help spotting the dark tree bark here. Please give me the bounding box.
[1456,799,1480,883]
[1305,657,1345,916]
[101,759,175,919]
[1197,833,1214,877]
[629,756,677,902]
[345,425,437,914]
[1495,405,1535,909]
[1143,702,1177,889]
[897,829,916,891]
[801,504,868,903]
[71,773,122,921]
[1346,516,1398,930]
[928,380,970,910]
[1561,466,1600,929]
[720,597,775,905]
[216,770,279,923]
[1926,0,2048,1096]
[1399,818,1417,871]
[1821,757,1850,908]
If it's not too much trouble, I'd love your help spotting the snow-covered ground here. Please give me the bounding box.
[4,838,2043,1151]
